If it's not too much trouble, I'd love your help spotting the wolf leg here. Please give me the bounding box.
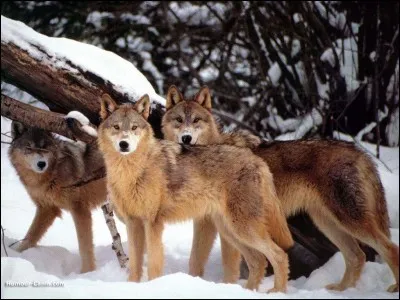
[309,211,366,291]
[213,218,266,291]
[220,235,241,283]
[145,220,165,280]
[189,217,217,278]
[346,223,399,293]
[126,216,145,281]
[17,205,61,252]
[71,206,96,273]
[250,235,289,293]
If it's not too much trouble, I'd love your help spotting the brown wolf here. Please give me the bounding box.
[161,85,399,293]
[8,121,107,273]
[97,93,294,293]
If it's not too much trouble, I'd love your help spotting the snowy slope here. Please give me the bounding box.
[1,117,398,299]
[1,15,165,106]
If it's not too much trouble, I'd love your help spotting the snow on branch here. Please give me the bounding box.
[1,15,165,107]
[274,108,323,140]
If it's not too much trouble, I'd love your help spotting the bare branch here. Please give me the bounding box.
[1,94,97,144]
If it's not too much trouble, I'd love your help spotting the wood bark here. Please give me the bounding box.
[1,94,96,144]
[101,201,129,268]
[1,42,164,137]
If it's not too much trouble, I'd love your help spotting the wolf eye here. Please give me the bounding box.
[193,117,201,123]
[114,125,120,130]
[131,125,137,130]
[24,147,33,154]
[176,117,183,123]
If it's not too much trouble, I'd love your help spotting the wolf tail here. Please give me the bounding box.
[271,204,295,251]
[262,176,294,250]
[370,162,391,238]
[356,153,391,238]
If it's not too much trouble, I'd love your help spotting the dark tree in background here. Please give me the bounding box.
[2,1,399,148]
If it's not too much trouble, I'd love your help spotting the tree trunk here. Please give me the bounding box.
[1,42,164,137]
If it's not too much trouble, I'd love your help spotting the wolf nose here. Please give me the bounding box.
[182,135,192,145]
[37,161,46,170]
[119,141,129,150]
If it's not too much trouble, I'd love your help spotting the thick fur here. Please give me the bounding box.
[8,122,107,273]
[161,85,399,293]
[97,94,294,293]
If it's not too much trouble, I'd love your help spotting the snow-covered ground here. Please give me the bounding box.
[1,116,398,298]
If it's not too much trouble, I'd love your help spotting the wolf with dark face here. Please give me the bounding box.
[8,121,107,273]
[161,85,399,293]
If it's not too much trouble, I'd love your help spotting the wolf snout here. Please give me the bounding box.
[37,161,47,170]
[119,140,130,152]
[181,135,192,145]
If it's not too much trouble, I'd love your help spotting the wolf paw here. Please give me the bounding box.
[128,273,141,282]
[325,283,346,291]
[15,241,33,252]
[267,287,285,294]
[387,283,399,293]
[80,264,96,274]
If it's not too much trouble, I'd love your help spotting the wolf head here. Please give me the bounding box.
[98,94,152,155]
[9,122,58,174]
[161,86,220,145]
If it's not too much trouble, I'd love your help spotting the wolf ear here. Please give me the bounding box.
[194,86,212,110]
[166,85,184,110]
[135,94,151,120]
[11,121,27,140]
[100,94,118,120]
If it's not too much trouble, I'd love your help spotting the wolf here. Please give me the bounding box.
[97,93,294,293]
[8,121,107,273]
[161,85,399,293]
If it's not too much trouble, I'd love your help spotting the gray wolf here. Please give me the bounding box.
[97,93,294,293]
[161,85,399,292]
[8,121,107,273]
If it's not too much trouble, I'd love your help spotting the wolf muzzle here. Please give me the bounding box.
[119,140,130,152]
[181,135,192,145]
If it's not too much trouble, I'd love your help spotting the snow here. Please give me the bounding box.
[139,52,164,94]
[1,116,398,298]
[66,111,90,126]
[320,37,359,91]
[168,2,227,26]
[369,51,377,62]
[293,13,303,24]
[199,66,219,82]
[321,48,336,67]
[314,2,348,32]
[291,39,301,58]
[120,13,151,25]
[1,16,165,107]
[268,63,282,87]
[275,108,323,140]
[386,107,399,147]
[65,111,98,137]
[86,11,114,30]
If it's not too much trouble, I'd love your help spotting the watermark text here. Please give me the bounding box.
[4,280,64,288]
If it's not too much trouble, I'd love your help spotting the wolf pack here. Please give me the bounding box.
[8,86,399,293]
